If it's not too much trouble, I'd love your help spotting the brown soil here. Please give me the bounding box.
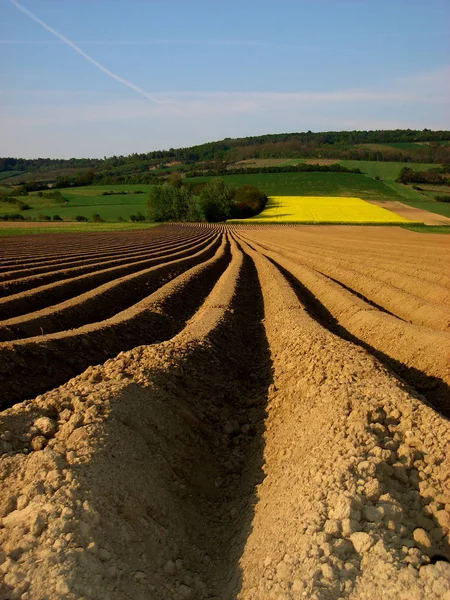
[369,200,450,225]
[1,225,450,600]
[301,159,338,166]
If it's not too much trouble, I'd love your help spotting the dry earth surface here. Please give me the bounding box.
[0,224,449,600]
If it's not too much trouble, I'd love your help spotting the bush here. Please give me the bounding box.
[52,214,63,221]
[0,213,25,221]
[45,190,64,201]
[75,215,88,221]
[0,197,31,210]
[92,213,105,222]
[232,185,267,218]
[130,213,146,222]
[435,195,450,203]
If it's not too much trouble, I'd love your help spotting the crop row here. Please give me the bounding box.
[0,224,448,600]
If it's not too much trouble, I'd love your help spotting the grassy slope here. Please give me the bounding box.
[0,171,24,181]
[401,225,450,234]
[186,172,403,201]
[0,185,152,222]
[338,160,450,218]
[2,164,449,222]
[0,222,159,237]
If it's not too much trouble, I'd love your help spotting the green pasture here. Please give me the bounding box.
[0,185,152,222]
[338,160,436,182]
[65,184,154,195]
[400,224,450,235]
[337,160,450,218]
[0,222,160,237]
[0,171,24,180]
[186,172,405,202]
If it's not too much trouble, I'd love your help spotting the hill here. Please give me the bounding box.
[1,129,449,187]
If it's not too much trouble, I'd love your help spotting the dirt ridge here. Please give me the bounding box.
[0,224,449,600]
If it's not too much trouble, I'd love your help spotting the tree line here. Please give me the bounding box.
[147,179,267,222]
[184,163,362,178]
[396,166,450,186]
[2,129,449,173]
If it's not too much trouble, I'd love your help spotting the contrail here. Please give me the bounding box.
[9,0,163,104]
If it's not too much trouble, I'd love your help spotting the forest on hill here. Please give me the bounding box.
[1,129,449,178]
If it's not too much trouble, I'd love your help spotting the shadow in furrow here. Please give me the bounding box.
[75,243,273,599]
[316,271,407,321]
[267,256,450,419]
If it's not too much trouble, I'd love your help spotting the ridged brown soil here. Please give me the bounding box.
[0,224,449,600]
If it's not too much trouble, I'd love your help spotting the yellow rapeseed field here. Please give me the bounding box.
[228,196,412,224]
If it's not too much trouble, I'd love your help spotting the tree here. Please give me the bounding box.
[147,185,173,221]
[147,184,202,222]
[231,185,267,218]
[199,179,234,222]
[167,171,183,188]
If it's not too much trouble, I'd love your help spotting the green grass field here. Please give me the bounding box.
[338,160,435,181]
[400,224,450,234]
[1,165,448,224]
[0,171,24,180]
[0,185,152,222]
[337,160,450,218]
[186,172,404,202]
[0,222,160,237]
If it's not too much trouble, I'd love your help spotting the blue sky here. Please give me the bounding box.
[1,0,449,158]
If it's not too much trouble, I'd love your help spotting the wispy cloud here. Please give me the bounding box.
[0,37,356,53]
[1,85,445,127]
[8,0,163,104]
[1,66,448,157]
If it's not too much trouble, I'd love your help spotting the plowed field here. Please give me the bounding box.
[1,224,449,600]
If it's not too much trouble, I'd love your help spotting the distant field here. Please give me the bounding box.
[337,160,450,218]
[400,201,450,218]
[186,172,404,202]
[338,160,436,182]
[1,169,448,223]
[0,185,151,222]
[229,196,412,224]
[0,221,159,236]
[65,184,154,195]
[358,142,433,152]
[232,158,337,168]
[0,171,24,180]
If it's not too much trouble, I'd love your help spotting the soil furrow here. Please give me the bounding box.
[0,232,213,297]
[0,224,449,600]
[242,236,450,330]
[245,234,450,303]
[237,234,450,415]
[0,234,217,325]
[0,234,222,340]
[0,232,206,283]
[0,233,272,600]
[233,233,450,600]
[0,230,199,273]
[245,228,450,289]
[0,235,231,408]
